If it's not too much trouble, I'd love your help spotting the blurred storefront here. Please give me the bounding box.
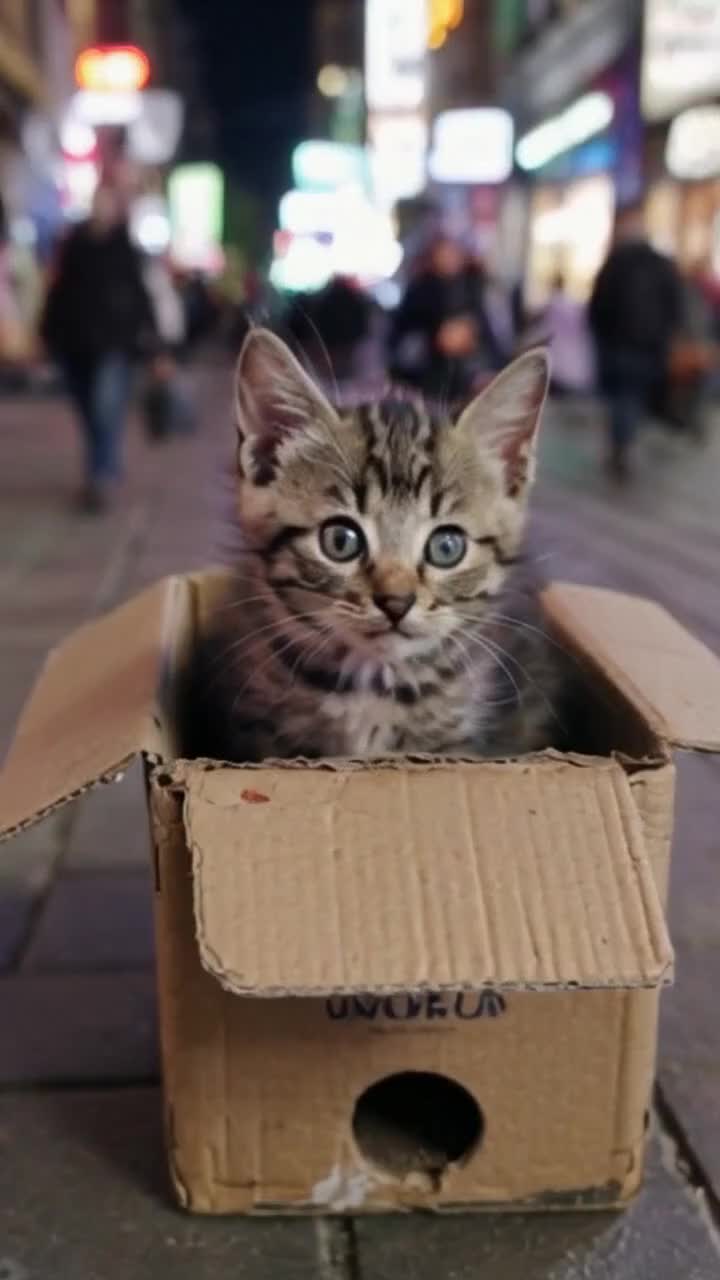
[425,3,510,262]
[0,1,78,365]
[498,0,643,305]
[641,0,720,272]
[311,0,364,146]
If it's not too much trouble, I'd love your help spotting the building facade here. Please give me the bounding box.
[640,0,720,272]
[496,0,643,304]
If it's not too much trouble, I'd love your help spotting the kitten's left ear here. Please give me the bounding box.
[456,348,551,498]
[235,327,336,483]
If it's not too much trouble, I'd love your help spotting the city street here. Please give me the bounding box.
[1,371,719,1277]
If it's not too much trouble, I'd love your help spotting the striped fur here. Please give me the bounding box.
[187,331,570,762]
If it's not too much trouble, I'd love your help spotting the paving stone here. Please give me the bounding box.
[0,887,37,970]
[0,649,51,761]
[21,871,155,972]
[63,760,152,872]
[0,1088,318,1280]
[660,947,720,1208]
[0,973,158,1083]
[353,1133,720,1279]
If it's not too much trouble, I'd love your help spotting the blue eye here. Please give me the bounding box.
[425,526,467,569]
[320,519,365,562]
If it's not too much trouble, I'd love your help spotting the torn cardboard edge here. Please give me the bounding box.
[0,744,671,846]
[2,573,720,848]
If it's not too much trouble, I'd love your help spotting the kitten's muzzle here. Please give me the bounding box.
[372,592,416,626]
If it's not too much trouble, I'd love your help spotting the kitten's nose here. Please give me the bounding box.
[373,592,416,624]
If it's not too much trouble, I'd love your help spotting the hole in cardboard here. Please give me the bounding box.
[352,1071,483,1188]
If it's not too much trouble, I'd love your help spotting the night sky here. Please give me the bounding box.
[178,0,314,218]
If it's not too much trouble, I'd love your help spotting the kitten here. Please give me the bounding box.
[187,328,573,762]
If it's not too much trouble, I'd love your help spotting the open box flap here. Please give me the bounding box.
[0,576,191,841]
[180,757,673,997]
[542,583,720,753]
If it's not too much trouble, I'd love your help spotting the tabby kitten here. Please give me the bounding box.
[188,328,571,762]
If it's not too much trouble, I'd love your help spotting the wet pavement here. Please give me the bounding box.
[0,373,719,1276]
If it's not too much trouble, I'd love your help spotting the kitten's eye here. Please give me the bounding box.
[425,526,467,569]
[320,518,365,562]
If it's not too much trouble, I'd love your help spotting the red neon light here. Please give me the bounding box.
[75,45,150,93]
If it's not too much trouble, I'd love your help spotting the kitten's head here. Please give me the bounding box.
[234,329,549,665]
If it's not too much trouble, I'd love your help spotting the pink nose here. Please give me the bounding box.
[373,593,416,624]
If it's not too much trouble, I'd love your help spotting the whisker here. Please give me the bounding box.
[206,607,332,673]
[457,625,563,726]
[294,308,341,404]
[455,626,523,702]
[286,624,336,693]
[484,611,578,664]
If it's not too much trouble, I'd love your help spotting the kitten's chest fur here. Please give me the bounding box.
[320,669,482,756]
[188,578,572,763]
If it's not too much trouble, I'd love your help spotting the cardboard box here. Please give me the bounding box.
[2,571,720,1215]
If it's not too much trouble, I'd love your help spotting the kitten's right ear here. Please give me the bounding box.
[456,347,551,499]
[235,328,335,483]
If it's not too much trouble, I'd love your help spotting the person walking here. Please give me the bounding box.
[41,184,156,512]
[543,273,595,398]
[285,274,374,384]
[588,204,682,480]
[388,235,513,400]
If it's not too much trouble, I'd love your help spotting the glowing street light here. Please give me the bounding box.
[75,45,150,94]
[317,64,349,98]
[428,0,464,50]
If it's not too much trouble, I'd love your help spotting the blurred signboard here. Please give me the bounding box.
[365,0,426,111]
[516,92,614,171]
[126,91,184,164]
[279,190,339,235]
[292,141,367,192]
[642,0,720,122]
[428,109,513,184]
[368,113,427,206]
[64,89,183,164]
[168,164,224,272]
[503,0,635,130]
[666,105,720,180]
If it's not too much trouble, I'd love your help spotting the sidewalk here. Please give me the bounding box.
[1,376,719,1277]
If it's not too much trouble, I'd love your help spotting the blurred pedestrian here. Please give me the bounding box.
[181,271,220,353]
[388,235,513,400]
[140,254,195,441]
[543,273,595,397]
[589,204,682,480]
[286,275,374,383]
[41,184,156,512]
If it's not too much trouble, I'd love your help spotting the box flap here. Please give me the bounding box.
[180,757,673,997]
[542,583,720,753]
[0,576,190,841]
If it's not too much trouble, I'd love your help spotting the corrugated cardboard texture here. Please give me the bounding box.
[543,583,720,752]
[628,762,676,909]
[0,577,189,841]
[180,758,672,997]
[151,779,658,1212]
